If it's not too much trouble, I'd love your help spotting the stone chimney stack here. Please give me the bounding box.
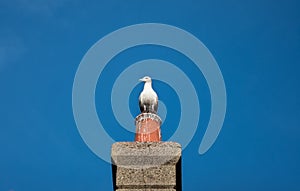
[111,76,182,190]
[111,114,182,191]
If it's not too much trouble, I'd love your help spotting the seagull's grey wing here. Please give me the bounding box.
[153,99,158,113]
[139,94,147,113]
[139,98,144,113]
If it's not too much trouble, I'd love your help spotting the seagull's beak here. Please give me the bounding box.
[139,78,144,82]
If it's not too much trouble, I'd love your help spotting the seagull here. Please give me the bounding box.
[139,76,158,114]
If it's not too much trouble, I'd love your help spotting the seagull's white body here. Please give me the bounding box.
[139,76,158,113]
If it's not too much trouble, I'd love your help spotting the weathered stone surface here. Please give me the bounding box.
[111,142,181,166]
[116,165,176,186]
[111,142,182,191]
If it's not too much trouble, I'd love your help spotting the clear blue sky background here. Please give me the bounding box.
[1,0,300,190]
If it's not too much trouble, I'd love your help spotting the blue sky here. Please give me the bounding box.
[0,0,300,190]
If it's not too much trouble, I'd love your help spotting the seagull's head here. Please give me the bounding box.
[139,76,152,83]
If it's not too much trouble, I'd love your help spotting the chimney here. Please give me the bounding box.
[111,114,182,191]
[135,113,162,142]
[111,76,182,190]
